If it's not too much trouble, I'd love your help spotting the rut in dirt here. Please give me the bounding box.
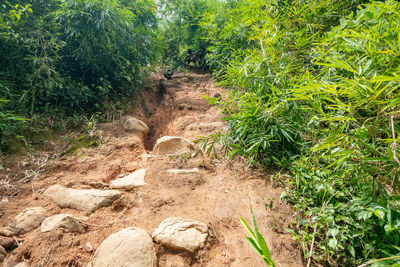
[0,72,304,267]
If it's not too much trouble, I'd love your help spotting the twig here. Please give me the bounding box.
[390,115,400,165]
[307,225,317,267]
[79,221,113,229]
[358,255,400,267]
[390,115,400,192]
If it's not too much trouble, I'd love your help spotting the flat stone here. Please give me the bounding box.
[152,136,200,158]
[120,116,149,138]
[110,169,146,190]
[90,227,156,267]
[152,217,208,253]
[41,214,83,233]
[9,207,47,235]
[43,184,121,213]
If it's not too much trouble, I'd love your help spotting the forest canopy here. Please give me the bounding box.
[1,0,400,265]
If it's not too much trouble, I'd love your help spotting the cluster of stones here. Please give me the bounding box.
[89,217,208,267]
[1,115,224,266]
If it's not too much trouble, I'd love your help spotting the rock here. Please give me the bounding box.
[178,104,192,111]
[14,262,29,267]
[120,116,148,138]
[0,229,13,237]
[86,182,108,189]
[110,169,146,190]
[150,197,175,213]
[9,207,47,235]
[152,217,208,253]
[90,227,156,267]
[167,168,200,174]
[41,214,83,233]
[125,162,139,172]
[43,184,121,213]
[0,237,17,249]
[152,136,200,158]
[85,242,93,252]
[2,257,16,267]
[0,245,6,262]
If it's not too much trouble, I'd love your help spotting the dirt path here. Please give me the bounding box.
[0,72,303,266]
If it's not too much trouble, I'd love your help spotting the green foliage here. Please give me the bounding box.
[157,0,221,68]
[198,0,400,265]
[240,206,276,266]
[0,0,158,153]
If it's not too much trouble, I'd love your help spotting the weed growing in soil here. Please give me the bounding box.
[240,206,276,267]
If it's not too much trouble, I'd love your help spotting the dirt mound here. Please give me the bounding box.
[0,72,304,266]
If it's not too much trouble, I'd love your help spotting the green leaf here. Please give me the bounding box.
[328,238,338,249]
[374,210,385,220]
[348,245,355,257]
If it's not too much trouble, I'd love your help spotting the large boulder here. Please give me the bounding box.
[152,136,200,158]
[110,169,146,190]
[9,207,47,235]
[120,116,148,139]
[43,184,121,213]
[152,217,208,253]
[41,214,83,233]
[90,227,156,267]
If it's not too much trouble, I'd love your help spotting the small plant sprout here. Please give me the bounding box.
[240,206,276,267]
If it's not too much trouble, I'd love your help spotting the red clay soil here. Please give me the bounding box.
[0,72,304,266]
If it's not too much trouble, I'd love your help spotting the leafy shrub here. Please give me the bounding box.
[198,0,400,265]
[0,0,158,152]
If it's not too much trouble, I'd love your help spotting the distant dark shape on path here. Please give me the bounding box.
[164,69,174,80]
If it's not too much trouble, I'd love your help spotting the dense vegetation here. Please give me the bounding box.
[195,0,400,265]
[0,0,157,153]
[1,0,400,265]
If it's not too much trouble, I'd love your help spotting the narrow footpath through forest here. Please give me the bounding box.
[0,73,303,266]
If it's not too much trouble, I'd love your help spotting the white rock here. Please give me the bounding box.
[167,168,200,174]
[9,207,47,235]
[152,136,200,158]
[152,217,208,253]
[85,242,93,252]
[41,214,83,233]
[43,184,121,213]
[90,227,156,267]
[120,116,149,138]
[110,169,146,190]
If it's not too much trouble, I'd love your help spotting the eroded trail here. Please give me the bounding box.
[0,73,303,266]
